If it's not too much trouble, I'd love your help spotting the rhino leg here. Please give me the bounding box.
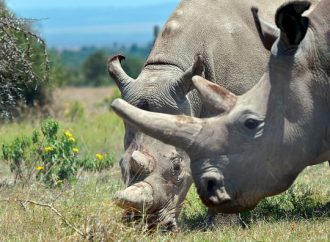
[145,212,179,232]
[121,209,142,223]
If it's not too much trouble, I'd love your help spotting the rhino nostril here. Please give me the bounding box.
[207,178,217,193]
[200,174,231,206]
[201,175,220,193]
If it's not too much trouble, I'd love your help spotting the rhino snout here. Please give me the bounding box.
[198,173,231,207]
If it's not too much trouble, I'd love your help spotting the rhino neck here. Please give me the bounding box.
[140,63,183,78]
[305,2,330,163]
[147,0,283,70]
[243,62,328,185]
[124,65,200,117]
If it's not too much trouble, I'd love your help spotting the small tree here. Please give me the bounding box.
[0,1,49,119]
[82,50,108,86]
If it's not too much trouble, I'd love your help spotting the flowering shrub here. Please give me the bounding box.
[79,153,114,172]
[2,118,114,187]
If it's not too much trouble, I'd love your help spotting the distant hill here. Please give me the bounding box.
[10,2,178,48]
[54,44,152,70]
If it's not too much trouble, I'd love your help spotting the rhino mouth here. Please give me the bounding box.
[210,201,251,213]
[198,193,248,213]
[195,177,252,213]
[196,187,256,213]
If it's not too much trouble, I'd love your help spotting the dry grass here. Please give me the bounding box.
[52,87,115,117]
[0,164,329,241]
[0,87,329,241]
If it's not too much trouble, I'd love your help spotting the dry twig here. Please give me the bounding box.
[0,198,86,238]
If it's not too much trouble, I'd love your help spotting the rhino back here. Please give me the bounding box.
[147,0,285,96]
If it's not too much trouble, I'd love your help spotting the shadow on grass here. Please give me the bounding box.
[241,200,330,226]
[180,184,330,231]
[179,212,208,231]
[241,184,330,226]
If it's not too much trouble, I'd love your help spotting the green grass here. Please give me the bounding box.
[0,111,125,160]
[0,111,329,241]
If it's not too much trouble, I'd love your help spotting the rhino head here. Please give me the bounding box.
[111,0,330,213]
[108,54,204,228]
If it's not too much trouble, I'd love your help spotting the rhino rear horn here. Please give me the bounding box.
[113,181,154,211]
[251,7,279,51]
[130,150,155,175]
[175,54,205,95]
[192,76,237,114]
[108,54,134,91]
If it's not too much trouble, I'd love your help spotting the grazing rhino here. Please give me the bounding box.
[111,0,328,213]
[109,0,292,228]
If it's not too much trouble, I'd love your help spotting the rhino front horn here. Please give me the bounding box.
[113,181,154,211]
[111,98,203,151]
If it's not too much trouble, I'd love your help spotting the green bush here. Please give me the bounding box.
[2,136,34,182]
[2,118,114,187]
[82,50,108,86]
[0,2,50,118]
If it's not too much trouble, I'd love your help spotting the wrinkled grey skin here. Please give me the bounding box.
[111,0,328,213]
[109,0,289,229]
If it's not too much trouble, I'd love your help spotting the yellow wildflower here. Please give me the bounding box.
[96,153,104,161]
[44,146,54,152]
[37,166,44,171]
[68,137,76,142]
[64,131,73,138]
[73,147,79,153]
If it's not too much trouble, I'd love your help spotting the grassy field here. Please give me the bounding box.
[0,88,329,241]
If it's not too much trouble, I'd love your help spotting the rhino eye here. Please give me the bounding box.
[173,163,181,172]
[244,118,261,130]
[171,157,182,176]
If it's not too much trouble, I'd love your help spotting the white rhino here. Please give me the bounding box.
[108,0,305,229]
[111,0,328,213]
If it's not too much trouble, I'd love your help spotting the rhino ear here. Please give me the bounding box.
[192,76,237,114]
[251,7,279,51]
[275,1,311,48]
[108,55,134,92]
[175,54,205,96]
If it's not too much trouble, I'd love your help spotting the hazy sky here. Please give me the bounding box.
[5,0,180,48]
[6,0,178,10]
